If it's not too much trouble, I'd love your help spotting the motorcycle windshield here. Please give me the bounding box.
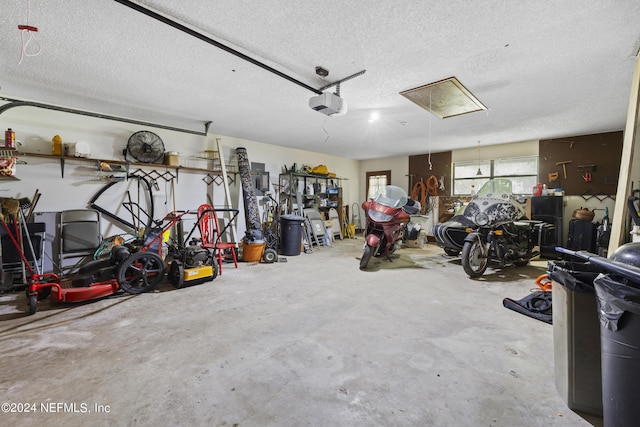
[463,178,525,223]
[476,178,513,197]
[373,185,408,208]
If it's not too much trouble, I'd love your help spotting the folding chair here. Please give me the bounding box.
[328,208,343,240]
[197,204,239,274]
[304,209,326,246]
[59,209,102,272]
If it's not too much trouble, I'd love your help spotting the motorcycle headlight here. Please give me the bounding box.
[475,213,490,226]
[369,209,394,222]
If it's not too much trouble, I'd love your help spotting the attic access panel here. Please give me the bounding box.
[400,77,487,118]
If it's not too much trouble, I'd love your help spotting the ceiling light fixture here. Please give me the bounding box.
[400,76,487,118]
[476,141,483,176]
[315,66,329,77]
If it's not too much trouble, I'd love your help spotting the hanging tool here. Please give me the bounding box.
[548,171,559,183]
[577,164,596,183]
[25,189,40,222]
[555,161,572,179]
[559,140,590,149]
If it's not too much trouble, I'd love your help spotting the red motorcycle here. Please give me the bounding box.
[360,185,420,269]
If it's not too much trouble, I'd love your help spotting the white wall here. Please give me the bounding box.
[0,103,359,240]
[208,134,359,236]
[358,155,409,192]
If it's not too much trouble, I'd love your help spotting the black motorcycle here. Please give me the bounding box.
[461,215,552,278]
[434,179,527,257]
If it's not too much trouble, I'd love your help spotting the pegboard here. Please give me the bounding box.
[408,151,452,197]
[538,131,622,196]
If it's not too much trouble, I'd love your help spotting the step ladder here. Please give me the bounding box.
[211,137,238,243]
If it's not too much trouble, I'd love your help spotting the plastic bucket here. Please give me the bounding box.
[242,242,266,262]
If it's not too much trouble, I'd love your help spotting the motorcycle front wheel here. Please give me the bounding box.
[461,240,489,278]
[360,244,374,270]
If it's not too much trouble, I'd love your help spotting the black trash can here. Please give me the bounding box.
[548,261,603,417]
[594,273,640,426]
[280,215,305,256]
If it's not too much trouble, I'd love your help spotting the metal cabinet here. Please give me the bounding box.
[531,196,564,259]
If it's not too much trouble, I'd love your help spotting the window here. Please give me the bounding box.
[366,170,391,200]
[453,156,538,195]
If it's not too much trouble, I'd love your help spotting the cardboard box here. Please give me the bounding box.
[165,152,179,166]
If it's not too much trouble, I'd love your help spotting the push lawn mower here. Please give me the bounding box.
[0,197,154,315]
[17,209,204,315]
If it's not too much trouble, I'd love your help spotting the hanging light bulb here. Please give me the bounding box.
[476,141,482,176]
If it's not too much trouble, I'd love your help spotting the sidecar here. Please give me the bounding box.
[433,179,527,256]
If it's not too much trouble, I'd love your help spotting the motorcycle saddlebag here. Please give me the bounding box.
[403,199,421,215]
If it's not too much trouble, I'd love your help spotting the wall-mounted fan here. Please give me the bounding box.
[124,131,165,164]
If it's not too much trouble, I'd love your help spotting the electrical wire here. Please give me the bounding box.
[322,117,330,144]
[427,92,433,170]
[411,176,440,215]
[411,181,427,214]
[426,175,439,197]
[18,0,41,65]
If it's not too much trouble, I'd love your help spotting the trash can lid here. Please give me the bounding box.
[547,260,600,292]
[611,242,640,268]
[280,214,306,222]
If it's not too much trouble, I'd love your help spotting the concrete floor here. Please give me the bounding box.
[0,239,600,426]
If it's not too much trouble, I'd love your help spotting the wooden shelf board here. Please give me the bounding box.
[16,151,232,175]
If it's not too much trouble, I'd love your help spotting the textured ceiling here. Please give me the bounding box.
[1,0,639,159]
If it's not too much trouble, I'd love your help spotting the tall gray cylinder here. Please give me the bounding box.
[280,215,304,256]
[236,147,261,235]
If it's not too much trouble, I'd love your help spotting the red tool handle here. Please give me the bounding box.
[18,25,39,32]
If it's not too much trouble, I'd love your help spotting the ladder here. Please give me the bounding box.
[212,137,238,243]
